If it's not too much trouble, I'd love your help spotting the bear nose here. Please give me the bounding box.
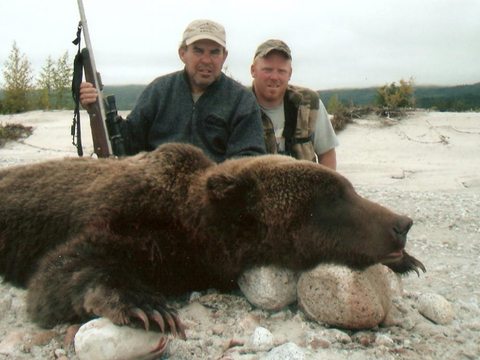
[392,216,413,247]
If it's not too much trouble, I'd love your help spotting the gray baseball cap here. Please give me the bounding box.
[182,19,226,48]
[254,39,292,60]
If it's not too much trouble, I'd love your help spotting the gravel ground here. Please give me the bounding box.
[0,110,479,360]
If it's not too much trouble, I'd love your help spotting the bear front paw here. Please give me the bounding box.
[83,286,186,340]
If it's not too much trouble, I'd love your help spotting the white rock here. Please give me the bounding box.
[251,326,274,351]
[465,318,480,331]
[317,329,352,344]
[297,264,392,330]
[374,334,394,346]
[0,332,24,355]
[418,293,453,325]
[238,265,298,311]
[54,348,67,357]
[260,342,305,360]
[384,267,404,297]
[74,317,167,360]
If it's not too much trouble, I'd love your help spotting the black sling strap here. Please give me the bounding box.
[71,23,84,157]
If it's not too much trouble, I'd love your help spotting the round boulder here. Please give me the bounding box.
[74,317,167,360]
[297,264,392,330]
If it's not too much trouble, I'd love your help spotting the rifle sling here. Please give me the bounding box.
[71,23,84,157]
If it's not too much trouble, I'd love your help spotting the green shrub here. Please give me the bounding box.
[375,78,415,109]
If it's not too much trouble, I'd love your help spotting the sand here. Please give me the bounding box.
[0,110,479,360]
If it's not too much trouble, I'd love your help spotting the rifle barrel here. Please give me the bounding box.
[76,0,113,157]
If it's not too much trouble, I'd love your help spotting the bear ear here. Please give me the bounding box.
[206,172,255,204]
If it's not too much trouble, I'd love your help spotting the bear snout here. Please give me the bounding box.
[391,216,413,248]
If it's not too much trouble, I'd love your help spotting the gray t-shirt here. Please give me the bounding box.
[259,103,286,151]
[260,100,339,155]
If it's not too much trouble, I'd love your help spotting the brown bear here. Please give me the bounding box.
[0,143,424,339]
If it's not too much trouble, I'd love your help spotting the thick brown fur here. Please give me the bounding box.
[0,143,424,335]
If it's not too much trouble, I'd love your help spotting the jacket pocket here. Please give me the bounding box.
[203,115,229,151]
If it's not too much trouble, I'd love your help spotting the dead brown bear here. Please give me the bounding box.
[0,143,424,340]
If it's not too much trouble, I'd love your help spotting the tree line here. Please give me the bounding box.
[321,81,480,114]
[0,42,73,114]
[2,42,478,115]
[326,78,416,120]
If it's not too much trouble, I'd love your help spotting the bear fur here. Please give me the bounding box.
[0,143,424,337]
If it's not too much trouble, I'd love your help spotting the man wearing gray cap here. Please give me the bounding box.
[80,20,265,162]
[251,39,338,169]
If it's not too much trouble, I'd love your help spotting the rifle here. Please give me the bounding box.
[72,0,125,158]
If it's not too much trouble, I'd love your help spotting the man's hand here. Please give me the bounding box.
[79,82,99,111]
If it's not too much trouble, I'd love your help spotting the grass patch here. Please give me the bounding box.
[0,123,33,147]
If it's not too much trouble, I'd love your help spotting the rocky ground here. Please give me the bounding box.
[0,110,479,360]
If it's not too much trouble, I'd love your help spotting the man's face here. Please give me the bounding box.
[179,39,228,94]
[251,51,292,107]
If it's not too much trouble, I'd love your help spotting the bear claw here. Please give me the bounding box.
[160,310,187,340]
[411,258,427,277]
[129,307,186,340]
[131,308,150,332]
[384,250,426,276]
[161,310,177,337]
[173,313,187,340]
[152,310,166,333]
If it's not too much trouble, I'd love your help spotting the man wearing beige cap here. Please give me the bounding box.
[80,20,265,162]
[251,39,338,169]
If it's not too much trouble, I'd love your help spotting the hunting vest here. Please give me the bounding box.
[253,85,319,162]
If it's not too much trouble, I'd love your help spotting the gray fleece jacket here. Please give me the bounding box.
[120,70,266,163]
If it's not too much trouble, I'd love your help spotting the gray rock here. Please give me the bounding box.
[351,331,376,346]
[316,329,352,344]
[297,264,392,330]
[384,267,404,297]
[418,293,453,325]
[260,342,305,360]
[238,265,298,311]
[0,331,24,355]
[74,317,167,360]
[251,326,274,351]
[374,334,394,346]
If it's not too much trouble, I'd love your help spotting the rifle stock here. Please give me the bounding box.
[81,48,112,158]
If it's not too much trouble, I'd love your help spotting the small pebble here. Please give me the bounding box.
[418,293,453,325]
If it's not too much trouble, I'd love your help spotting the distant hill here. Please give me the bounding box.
[414,83,480,111]
[318,87,378,107]
[104,82,480,112]
[318,82,480,112]
[103,85,146,110]
[2,82,479,112]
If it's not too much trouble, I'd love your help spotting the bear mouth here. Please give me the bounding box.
[380,250,403,263]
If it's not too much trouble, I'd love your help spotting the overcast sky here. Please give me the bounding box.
[1,0,479,90]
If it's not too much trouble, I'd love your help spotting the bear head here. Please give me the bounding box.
[189,155,413,276]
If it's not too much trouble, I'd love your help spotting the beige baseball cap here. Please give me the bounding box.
[254,39,292,60]
[182,19,226,48]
